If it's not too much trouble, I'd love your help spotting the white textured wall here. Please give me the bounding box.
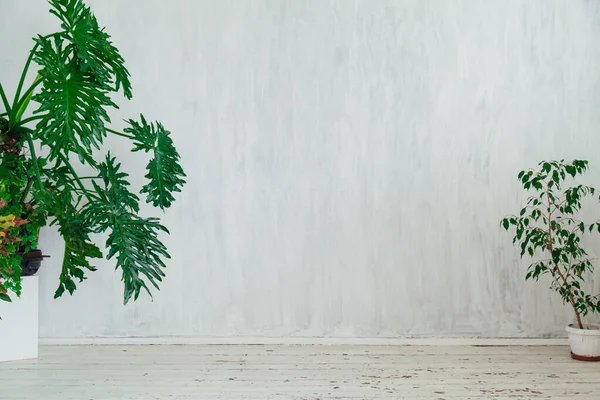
[3,0,600,339]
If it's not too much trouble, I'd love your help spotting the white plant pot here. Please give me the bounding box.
[0,276,39,363]
[566,323,600,361]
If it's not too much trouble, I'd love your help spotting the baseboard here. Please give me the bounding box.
[40,337,569,346]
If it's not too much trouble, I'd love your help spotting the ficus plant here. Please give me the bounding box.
[0,0,185,304]
[502,160,600,330]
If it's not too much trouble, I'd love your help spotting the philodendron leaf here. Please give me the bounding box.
[48,0,132,98]
[33,35,116,164]
[125,115,186,210]
[53,194,103,299]
[106,215,170,304]
[87,192,170,304]
[97,153,140,213]
[81,159,171,304]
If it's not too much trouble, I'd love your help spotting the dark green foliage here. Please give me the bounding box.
[48,0,132,98]
[33,35,116,164]
[106,215,169,304]
[126,116,186,210]
[82,155,170,302]
[96,154,140,213]
[501,160,600,328]
[0,145,46,301]
[0,0,184,304]
[53,200,103,298]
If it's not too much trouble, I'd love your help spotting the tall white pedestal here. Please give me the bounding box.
[0,276,39,362]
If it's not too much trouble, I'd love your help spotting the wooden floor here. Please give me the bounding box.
[1,345,599,399]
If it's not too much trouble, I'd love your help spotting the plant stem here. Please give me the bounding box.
[554,259,583,328]
[13,76,43,125]
[106,128,135,140]
[546,184,584,329]
[17,115,44,126]
[0,83,11,115]
[24,132,45,193]
[12,46,38,115]
[20,179,34,204]
[57,153,95,202]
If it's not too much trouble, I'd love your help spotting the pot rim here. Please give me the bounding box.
[566,323,600,336]
[18,249,50,259]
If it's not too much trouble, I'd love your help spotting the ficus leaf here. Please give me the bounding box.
[542,162,551,173]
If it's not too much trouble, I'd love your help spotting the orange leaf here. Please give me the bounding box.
[13,218,28,227]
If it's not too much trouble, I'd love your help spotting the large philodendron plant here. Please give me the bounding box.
[502,160,600,329]
[0,0,186,304]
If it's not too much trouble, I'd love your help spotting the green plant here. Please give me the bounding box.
[0,0,185,304]
[0,195,32,303]
[501,160,600,329]
[0,149,46,300]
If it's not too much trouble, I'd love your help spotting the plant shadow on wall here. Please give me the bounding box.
[502,160,600,360]
[0,0,186,305]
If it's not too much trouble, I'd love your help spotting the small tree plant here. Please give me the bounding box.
[502,160,600,330]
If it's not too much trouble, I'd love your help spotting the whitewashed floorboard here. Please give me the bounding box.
[1,345,599,399]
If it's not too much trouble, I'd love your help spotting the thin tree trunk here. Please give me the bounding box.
[546,185,584,330]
